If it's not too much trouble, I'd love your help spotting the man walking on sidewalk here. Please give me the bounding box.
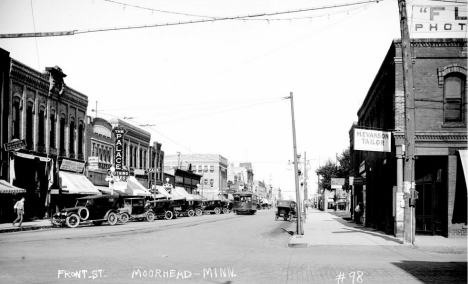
[13,197,25,227]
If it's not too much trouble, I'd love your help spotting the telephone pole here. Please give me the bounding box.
[397,0,416,245]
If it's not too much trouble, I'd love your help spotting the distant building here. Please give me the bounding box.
[164,154,228,199]
[227,163,254,192]
[149,141,164,187]
[86,116,114,186]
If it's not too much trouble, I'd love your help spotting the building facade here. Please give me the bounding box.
[349,38,467,238]
[0,48,90,222]
[227,162,254,192]
[85,116,115,187]
[149,141,164,187]
[108,118,152,188]
[164,154,228,199]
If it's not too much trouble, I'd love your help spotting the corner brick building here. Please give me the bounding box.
[349,38,467,238]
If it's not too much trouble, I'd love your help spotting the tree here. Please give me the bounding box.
[316,147,351,191]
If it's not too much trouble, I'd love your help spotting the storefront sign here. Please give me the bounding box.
[60,159,85,173]
[112,127,126,171]
[134,169,145,176]
[411,5,467,36]
[4,139,26,151]
[354,129,391,152]
[353,177,365,185]
[331,178,345,189]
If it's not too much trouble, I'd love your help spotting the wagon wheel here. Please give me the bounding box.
[146,211,155,222]
[187,209,195,217]
[66,214,80,228]
[222,208,229,214]
[214,207,221,215]
[164,211,173,220]
[195,209,203,216]
[119,213,130,223]
[107,212,118,226]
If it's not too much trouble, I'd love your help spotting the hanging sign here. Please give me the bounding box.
[60,159,85,173]
[4,139,26,151]
[331,178,345,189]
[113,127,127,171]
[354,129,391,152]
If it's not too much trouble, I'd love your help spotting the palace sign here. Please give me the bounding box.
[113,127,126,171]
[354,129,391,153]
[411,5,466,36]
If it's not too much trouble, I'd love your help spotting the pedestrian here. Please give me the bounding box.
[354,202,363,224]
[13,197,25,227]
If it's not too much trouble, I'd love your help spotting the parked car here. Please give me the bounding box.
[147,199,177,220]
[171,199,203,217]
[51,195,123,228]
[201,200,225,215]
[118,197,155,223]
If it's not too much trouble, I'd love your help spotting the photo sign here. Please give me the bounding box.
[354,128,391,153]
[113,127,126,171]
[411,5,467,37]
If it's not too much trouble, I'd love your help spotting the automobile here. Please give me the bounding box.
[118,197,155,223]
[51,194,123,228]
[201,200,225,215]
[147,199,177,220]
[172,199,203,217]
[275,200,297,221]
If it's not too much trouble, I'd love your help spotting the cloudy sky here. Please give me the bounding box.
[0,0,465,199]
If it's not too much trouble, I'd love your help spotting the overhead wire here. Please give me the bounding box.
[0,0,383,38]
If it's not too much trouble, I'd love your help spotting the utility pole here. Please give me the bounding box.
[304,151,308,218]
[288,92,303,235]
[397,0,416,245]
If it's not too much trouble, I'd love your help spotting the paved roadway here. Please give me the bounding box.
[0,209,466,284]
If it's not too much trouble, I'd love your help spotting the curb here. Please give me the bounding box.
[0,225,54,234]
[288,235,309,248]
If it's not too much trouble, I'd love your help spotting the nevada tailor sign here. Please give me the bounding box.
[354,129,391,153]
[113,127,127,171]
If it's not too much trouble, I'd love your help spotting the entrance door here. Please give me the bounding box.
[415,183,435,235]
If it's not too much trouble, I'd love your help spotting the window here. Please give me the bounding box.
[140,149,143,168]
[38,107,45,146]
[69,117,75,154]
[26,102,33,149]
[444,74,466,123]
[204,165,208,173]
[204,179,208,185]
[198,165,202,173]
[129,145,133,167]
[210,165,214,173]
[59,114,66,155]
[210,179,214,188]
[78,122,84,155]
[50,110,56,148]
[123,144,127,166]
[12,98,21,139]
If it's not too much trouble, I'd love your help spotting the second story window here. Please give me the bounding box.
[38,107,45,147]
[444,74,466,123]
[12,98,21,139]
[26,102,33,149]
[50,110,56,148]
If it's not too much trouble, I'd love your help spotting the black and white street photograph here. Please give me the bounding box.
[0,0,466,283]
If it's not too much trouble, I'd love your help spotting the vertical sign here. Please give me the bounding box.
[113,127,126,171]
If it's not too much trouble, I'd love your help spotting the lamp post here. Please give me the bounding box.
[286,92,303,235]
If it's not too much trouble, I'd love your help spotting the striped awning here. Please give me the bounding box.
[0,179,26,194]
[59,171,100,195]
[127,176,152,196]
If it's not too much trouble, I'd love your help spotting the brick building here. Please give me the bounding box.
[0,48,95,222]
[349,38,467,238]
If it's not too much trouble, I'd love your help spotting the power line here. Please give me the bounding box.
[0,0,383,38]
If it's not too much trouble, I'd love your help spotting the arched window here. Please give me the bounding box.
[38,106,46,147]
[444,73,466,123]
[69,117,75,155]
[26,101,34,150]
[50,110,56,148]
[78,122,84,155]
[12,97,21,139]
[59,114,66,156]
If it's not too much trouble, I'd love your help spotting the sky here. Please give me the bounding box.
[0,0,466,200]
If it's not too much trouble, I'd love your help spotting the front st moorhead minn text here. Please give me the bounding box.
[131,268,237,279]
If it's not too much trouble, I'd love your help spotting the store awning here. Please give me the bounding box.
[459,150,467,192]
[174,187,194,200]
[127,176,152,196]
[59,171,101,195]
[95,186,128,196]
[0,179,26,194]
[154,186,172,199]
[169,187,186,200]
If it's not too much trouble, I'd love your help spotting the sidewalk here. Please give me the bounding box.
[288,208,467,253]
[0,219,54,234]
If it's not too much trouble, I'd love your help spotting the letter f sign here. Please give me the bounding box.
[430,7,444,21]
